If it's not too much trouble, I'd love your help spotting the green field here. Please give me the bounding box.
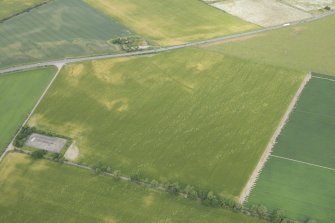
[273,75,335,167]
[0,67,56,153]
[85,0,258,46]
[205,14,335,75]
[29,48,305,198]
[0,0,46,21]
[248,76,335,222]
[249,157,335,222]
[0,152,263,223]
[0,0,133,69]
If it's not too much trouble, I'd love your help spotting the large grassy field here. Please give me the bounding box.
[0,0,133,69]
[84,0,258,46]
[204,14,335,75]
[0,152,264,223]
[248,76,335,222]
[29,48,305,198]
[0,67,55,153]
[0,0,46,21]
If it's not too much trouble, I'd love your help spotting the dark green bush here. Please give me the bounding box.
[31,150,47,159]
[14,127,35,147]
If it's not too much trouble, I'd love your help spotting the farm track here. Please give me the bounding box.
[1,10,335,75]
[238,72,312,204]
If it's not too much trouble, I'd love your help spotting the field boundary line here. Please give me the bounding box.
[271,155,335,171]
[0,64,63,163]
[238,72,312,204]
[312,76,335,82]
[0,0,51,24]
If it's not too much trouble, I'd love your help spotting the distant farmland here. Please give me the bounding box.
[0,67,55,153]
[248,75,335,222]
[84,0,258,46]
[0,0,47,21]
[0,153,264,223]
[0,0,133,69]
[205,14,335,76]
[29,48,305,198]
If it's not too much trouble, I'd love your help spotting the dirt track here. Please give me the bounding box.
[238,72,312,204]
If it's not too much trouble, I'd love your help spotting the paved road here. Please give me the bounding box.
[0,10,334,75]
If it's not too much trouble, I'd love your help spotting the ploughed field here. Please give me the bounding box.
[204,0,311,27]
[0,0,132,69]
[0,67,55,153]
[0,153,264,223]
[282,0,335,12]
[28,48,305,198]
[84,0,258,46]
[248,75,335,222]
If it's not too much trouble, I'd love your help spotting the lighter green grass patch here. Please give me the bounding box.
[204,14,335,75]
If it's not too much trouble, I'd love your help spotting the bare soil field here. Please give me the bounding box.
[281,0,335,11]
[207,0,311,27]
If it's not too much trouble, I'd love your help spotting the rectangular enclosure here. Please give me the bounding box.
[25,133,67,153]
